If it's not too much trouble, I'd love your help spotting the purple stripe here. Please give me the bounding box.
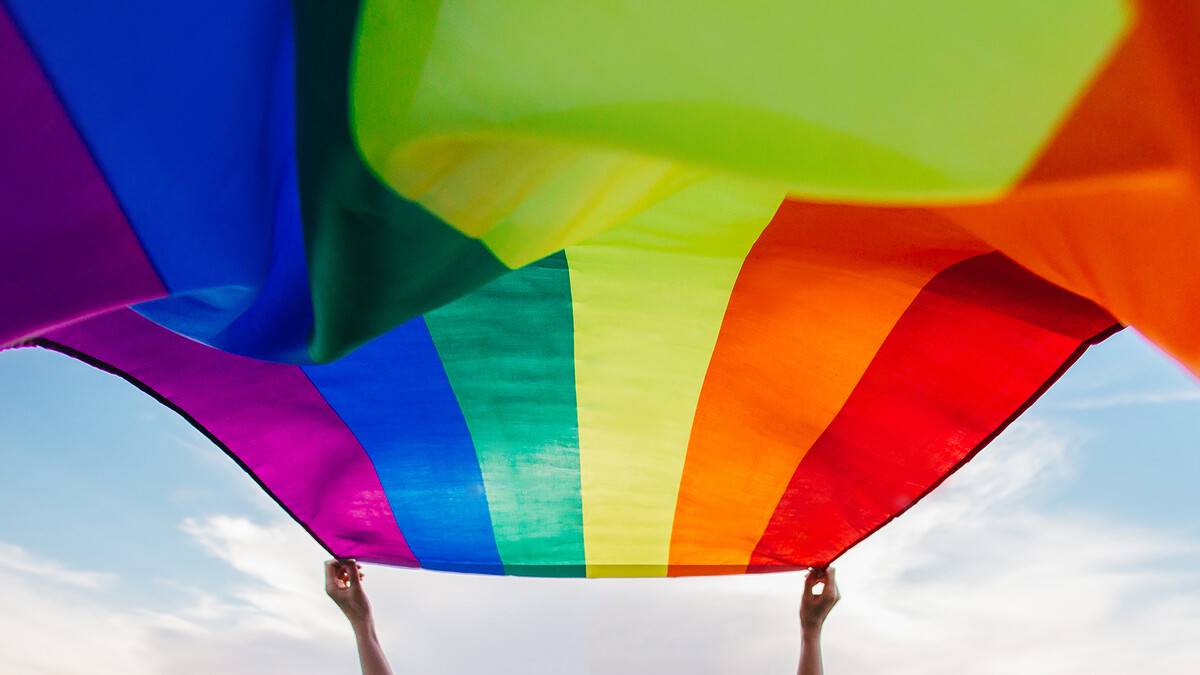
[43,310,418,566]
[0,8,166,344]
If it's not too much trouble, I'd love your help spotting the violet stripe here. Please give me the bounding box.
[43,310,418,565]
[0,8,166,344]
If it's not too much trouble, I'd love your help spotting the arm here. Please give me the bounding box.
[326,559,395,675]
[798,567,839,675]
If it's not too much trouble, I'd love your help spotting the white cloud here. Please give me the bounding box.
[0,548,156,675]
[1055,389,1200,409]
[3,417,1200,674]
[812,418,1200,675]
[0,541,115,589]
[579,419,1200,675]
[0,523,355,675]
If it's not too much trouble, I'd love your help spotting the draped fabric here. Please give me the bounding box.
[2,1,1195,576]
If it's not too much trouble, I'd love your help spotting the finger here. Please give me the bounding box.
[324,560,349,594]
[804,567,826,590]
[341,559,361,588]
[824,567,837,593]
[324,559,342,586]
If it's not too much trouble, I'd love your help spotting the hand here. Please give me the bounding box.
[325,559,372,626]
[800,567,839,633]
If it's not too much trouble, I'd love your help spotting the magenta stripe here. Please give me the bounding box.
[42,310,418,565]
[0,8,166,345]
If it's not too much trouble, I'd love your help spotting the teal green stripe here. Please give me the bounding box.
[292,0,507,363]
[425,251,585,576]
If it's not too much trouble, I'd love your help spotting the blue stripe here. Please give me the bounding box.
[301,318,504,574]
[8,1,312,362]
[139,153,313,364]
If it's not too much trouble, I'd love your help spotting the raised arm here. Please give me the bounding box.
[325,559,395,675]
[798,567,839,675]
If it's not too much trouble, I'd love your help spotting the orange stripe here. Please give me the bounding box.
[666,202,991,574]
[750,253,1117,569]
[940,12,1200,375]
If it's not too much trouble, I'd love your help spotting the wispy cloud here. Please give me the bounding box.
[816,421,1200,675]
[3,418,1199,674]
[0,531,355,675]
[0,541,115,589]
[1056,389,1200,409]
[0,548,156,675]
[729,418,1200,675]
[179,515,348,638]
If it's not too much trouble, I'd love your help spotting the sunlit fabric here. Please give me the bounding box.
[2,1,1196,576]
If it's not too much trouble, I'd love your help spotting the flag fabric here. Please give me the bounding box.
[2,1,1195,576]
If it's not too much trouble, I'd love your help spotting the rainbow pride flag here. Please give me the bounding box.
[2,1,1198,576]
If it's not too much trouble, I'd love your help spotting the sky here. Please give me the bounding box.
[0,328,1198,674]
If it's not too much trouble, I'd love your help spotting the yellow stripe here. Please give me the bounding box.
[566,175,783,577]
[376,133,700,268]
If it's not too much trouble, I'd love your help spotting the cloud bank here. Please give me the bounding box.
[2,418,1198,674]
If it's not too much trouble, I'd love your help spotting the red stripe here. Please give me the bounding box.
[667,203,994,575]
[750,252,1118,569]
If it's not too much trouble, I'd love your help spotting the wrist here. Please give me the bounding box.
[349,616,376,636]
[801,622,823,639]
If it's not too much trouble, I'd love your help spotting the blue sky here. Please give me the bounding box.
[0,328,1197,674]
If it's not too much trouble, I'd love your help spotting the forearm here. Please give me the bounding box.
[351,619,394,675]
[797,627,823,675]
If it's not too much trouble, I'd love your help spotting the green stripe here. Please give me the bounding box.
[293,0,507,363]
[425,252,585,576]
